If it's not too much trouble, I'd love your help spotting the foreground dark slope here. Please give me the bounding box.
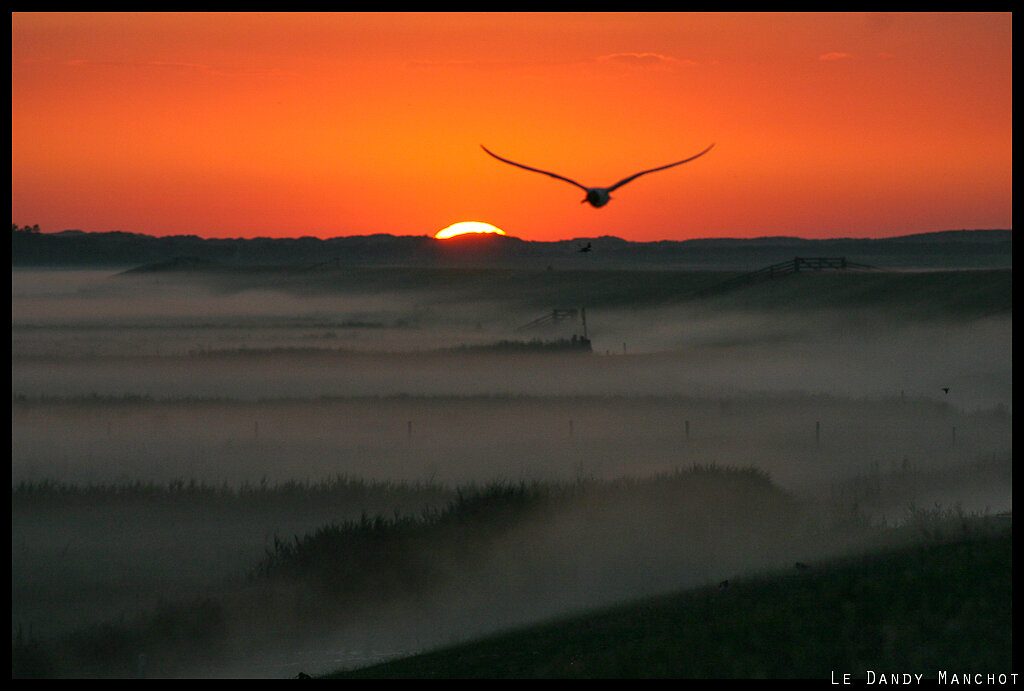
[329,524,1012,679]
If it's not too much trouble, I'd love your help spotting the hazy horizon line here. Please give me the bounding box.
[16,226,1012,245]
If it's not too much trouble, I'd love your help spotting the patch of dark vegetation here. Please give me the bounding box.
[254,466,785,590]
[255,482,552,600]
[451,336,593,353]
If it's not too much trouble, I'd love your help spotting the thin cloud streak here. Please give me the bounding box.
[596,52,698,68]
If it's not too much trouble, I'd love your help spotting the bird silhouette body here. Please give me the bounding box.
[481,143,715,208]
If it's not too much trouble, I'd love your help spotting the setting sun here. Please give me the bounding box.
[435,222,507,240]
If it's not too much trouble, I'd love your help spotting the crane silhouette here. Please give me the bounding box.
[481,143,715,208]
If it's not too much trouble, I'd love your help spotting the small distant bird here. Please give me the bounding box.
[795,562,810,571]
[578,242,592,253]
[718,579,730,590]
[942,387,950,395]
[481,143,715,208]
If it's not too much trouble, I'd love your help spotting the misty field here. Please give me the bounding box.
[11,264,1012,678]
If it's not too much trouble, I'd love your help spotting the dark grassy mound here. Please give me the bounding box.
[328,525,1012,679]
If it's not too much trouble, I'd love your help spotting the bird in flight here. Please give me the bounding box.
[481,143,715,208]
[578,242,592,253]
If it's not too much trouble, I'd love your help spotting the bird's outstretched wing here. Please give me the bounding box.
[606,143,715,193]
[481,146,589,191]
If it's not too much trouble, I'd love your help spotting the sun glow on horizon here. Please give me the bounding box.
[435,221,507,240]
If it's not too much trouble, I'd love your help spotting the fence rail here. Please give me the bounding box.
[689,256,875,298]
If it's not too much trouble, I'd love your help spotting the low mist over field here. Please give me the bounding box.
[11,232,1012,677]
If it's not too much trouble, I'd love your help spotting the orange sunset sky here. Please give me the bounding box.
[11,12,1013,243]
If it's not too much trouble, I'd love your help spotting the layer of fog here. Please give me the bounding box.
[11,394,1012,491]
[11,268,1013,677]
[12,270,1012,412]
